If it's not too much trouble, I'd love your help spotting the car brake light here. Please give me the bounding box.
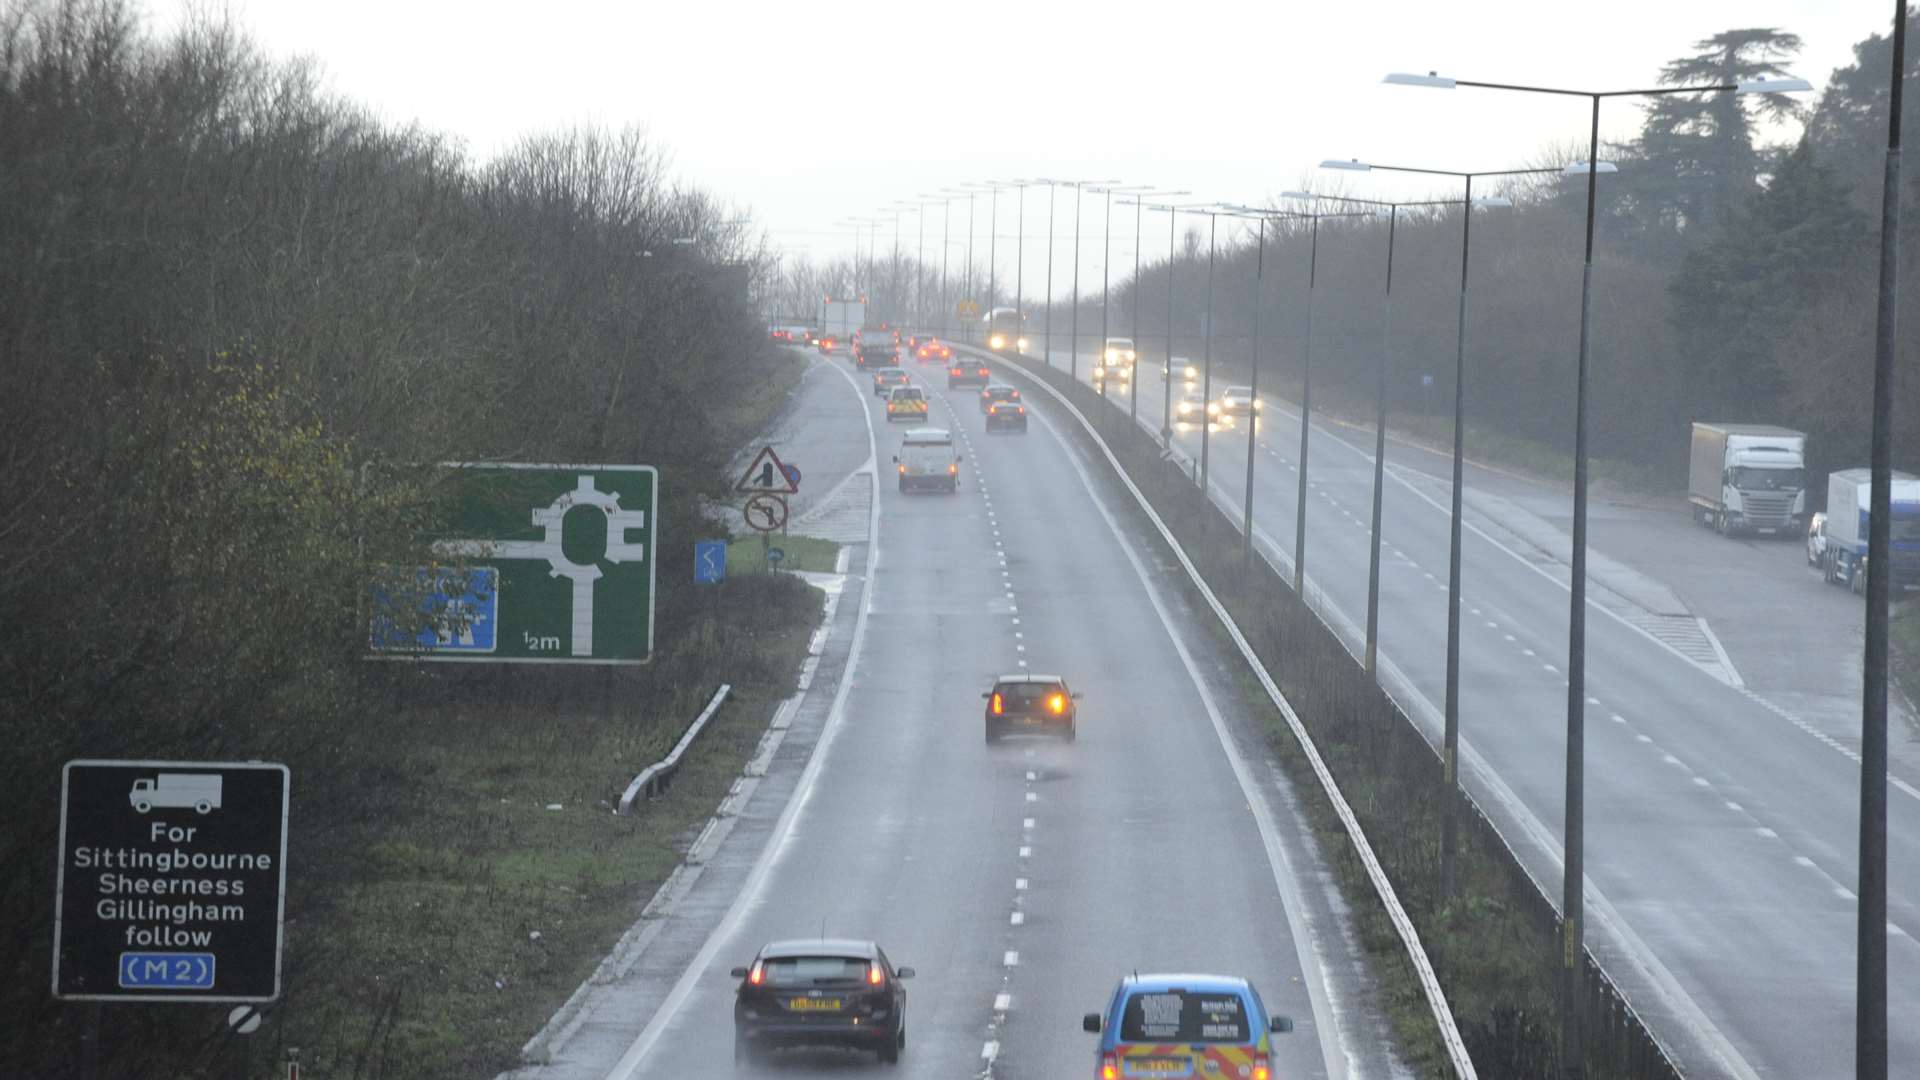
[991,693,1003,715]
[749,962,764,985]
[948,463,958,474]
[1253,1066,1270,1080]
[1017,406,1025,413]
[1048,693,1065,714]
[868,964,884,985]
[1100,1056,1119,1080]
[898,464,906,474]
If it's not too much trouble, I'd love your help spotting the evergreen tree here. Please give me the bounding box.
[1668,136,1867,417]
[1635,28,1807,238]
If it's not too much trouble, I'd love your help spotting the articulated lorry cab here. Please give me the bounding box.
[1821,468,1920,594]
[1687,422,1807,536]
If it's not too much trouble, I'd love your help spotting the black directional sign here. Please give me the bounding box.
[54,760,290,1002]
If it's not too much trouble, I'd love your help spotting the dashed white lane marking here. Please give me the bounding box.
[1023,817,1035,829]
[1012,617,1021,625]
[1019,846,1031,858]
[1836,887,1856,900]
[1025,770,1036,780]
[1756,827,1778,839]
[1018,660,1028,667]
[1522,648,1536,657]
[1504,634,1517,642]
[994,993,1012,1011]
[1025,791,1037,801]
[1543,664,1559,674]
[981,1041,999,1063]
[1662,754,1683,767]
[1610,714,1627,724]
[1004,951,1020,966]
[1692,777,1711,787]
[1794,856,1817,869]
[1015,878,1028,890]
[1485,621,1498,629]
[1010,911,1024,926]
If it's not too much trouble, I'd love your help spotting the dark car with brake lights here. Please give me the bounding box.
[731,938,913,1066]
[1082,973,1293,1080]
[983,674,1078,742]
[985,400,1027,433]
[948,359,991,388]
[916,339,953,363]
[872,367,910,396]
[979,383,1021,413]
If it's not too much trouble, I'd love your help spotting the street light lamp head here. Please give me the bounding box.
[1735,76,1812,95]
[671,237,697,246]
[1562,161,1620,175]
[1320,159,1373,172]
[1384,72,1457,89]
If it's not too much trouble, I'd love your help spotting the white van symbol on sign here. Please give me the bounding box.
[128,773,223,814]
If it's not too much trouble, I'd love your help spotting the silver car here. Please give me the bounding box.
[1806,511,1828,566]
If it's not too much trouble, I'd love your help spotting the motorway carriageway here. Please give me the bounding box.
[592,355,1402,1078]
[1018,343,1920,1079]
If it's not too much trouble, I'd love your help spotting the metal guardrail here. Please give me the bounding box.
[617,684,732,815]
[964,341,1480,1079]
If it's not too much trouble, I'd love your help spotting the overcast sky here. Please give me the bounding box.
[159,0,1898,285]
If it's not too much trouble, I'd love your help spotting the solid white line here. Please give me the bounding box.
[602,351,883,1080]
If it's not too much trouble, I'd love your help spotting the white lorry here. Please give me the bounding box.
[819,297,867,341]
[1820,468,1920,593]
[1687,422,1808,536]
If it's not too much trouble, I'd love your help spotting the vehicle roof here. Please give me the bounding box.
[994,673,1063,684]
[902,427,950,442]
[761,938,878,959]
[1224,385,1253,393]
[984,383,1017,391]
[1105,336,1135,343]
[890,385,924,396]
[1117,973,1254,995]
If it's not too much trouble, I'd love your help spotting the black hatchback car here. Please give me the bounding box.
[985,399,1027,432]
[983,674,1079,742]
[731,939,913,1066]
[978,383,1021,413]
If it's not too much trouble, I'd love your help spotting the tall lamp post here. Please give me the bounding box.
[1285,190,1450,680]
[1322,158,1558,900]
[1117,191,1191,426]
[1091,185,1155,400]
[1218,204,1311,566]
[1387,67,1812,1077]
[1861,6,1906,1079]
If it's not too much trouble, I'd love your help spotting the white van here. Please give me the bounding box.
[893,428,961,494]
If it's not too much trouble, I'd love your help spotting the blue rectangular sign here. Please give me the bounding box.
[370,566,499,652]
[694,541,727,584]
[119,952,216,990]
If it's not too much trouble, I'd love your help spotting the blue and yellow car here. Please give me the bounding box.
[1082,973,1293,1080]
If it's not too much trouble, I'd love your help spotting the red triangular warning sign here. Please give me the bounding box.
[735,446,798,494]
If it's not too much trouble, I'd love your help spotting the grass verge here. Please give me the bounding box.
[267,572,824,1079]
[1009,349,1675,1079]
[726,534,842,575]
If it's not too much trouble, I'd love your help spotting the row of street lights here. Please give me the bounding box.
[841,13,1910,1076]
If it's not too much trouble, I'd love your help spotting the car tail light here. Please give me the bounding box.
[991,693,1003,715]
[1010,390,1019,398]
[867,964,884,986]
[1100,1056,1119,1080]
[1017,406,1025,413]
[1048,693,1065,714]
[1253,1066,1270,1080]
[748,962,764,986]
[898,464,906,474]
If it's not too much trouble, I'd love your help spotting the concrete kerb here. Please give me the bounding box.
[512,565,853,1069]
[968,343,1479,1079]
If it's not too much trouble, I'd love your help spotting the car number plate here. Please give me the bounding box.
[786,997,843,1012]
[1127,1059,1188,1074]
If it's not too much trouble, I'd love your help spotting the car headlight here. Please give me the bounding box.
[1253,399,1263,410]
[1017,338,1028,350]
[990,334,1006,348]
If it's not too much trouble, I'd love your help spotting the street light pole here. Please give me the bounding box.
[1046,182,1057,366]
[1071,183,1083,380]
[1861,6,1905,1077]
[1164,205,1179,440]
[1389,67,1811,1078]
[1322,158,1556,899]
[1200,209,1217,501]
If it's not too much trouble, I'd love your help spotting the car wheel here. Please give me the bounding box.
[985,722,1002,744]
[1064,722,1076,743]
[879,1027,901,1064]
[733,1034,755,1068]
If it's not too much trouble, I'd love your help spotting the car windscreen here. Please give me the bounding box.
[1731,466,1804,490]
[761,956,869,988]
[1119,990,1251,1043]
[892,388,924,401]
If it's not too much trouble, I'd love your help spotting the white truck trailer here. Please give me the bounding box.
[819,297,866,341]
[1687,422,1808,536]
[1821,468,1920,593]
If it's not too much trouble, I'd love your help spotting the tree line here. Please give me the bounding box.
[0,1,778,1070]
